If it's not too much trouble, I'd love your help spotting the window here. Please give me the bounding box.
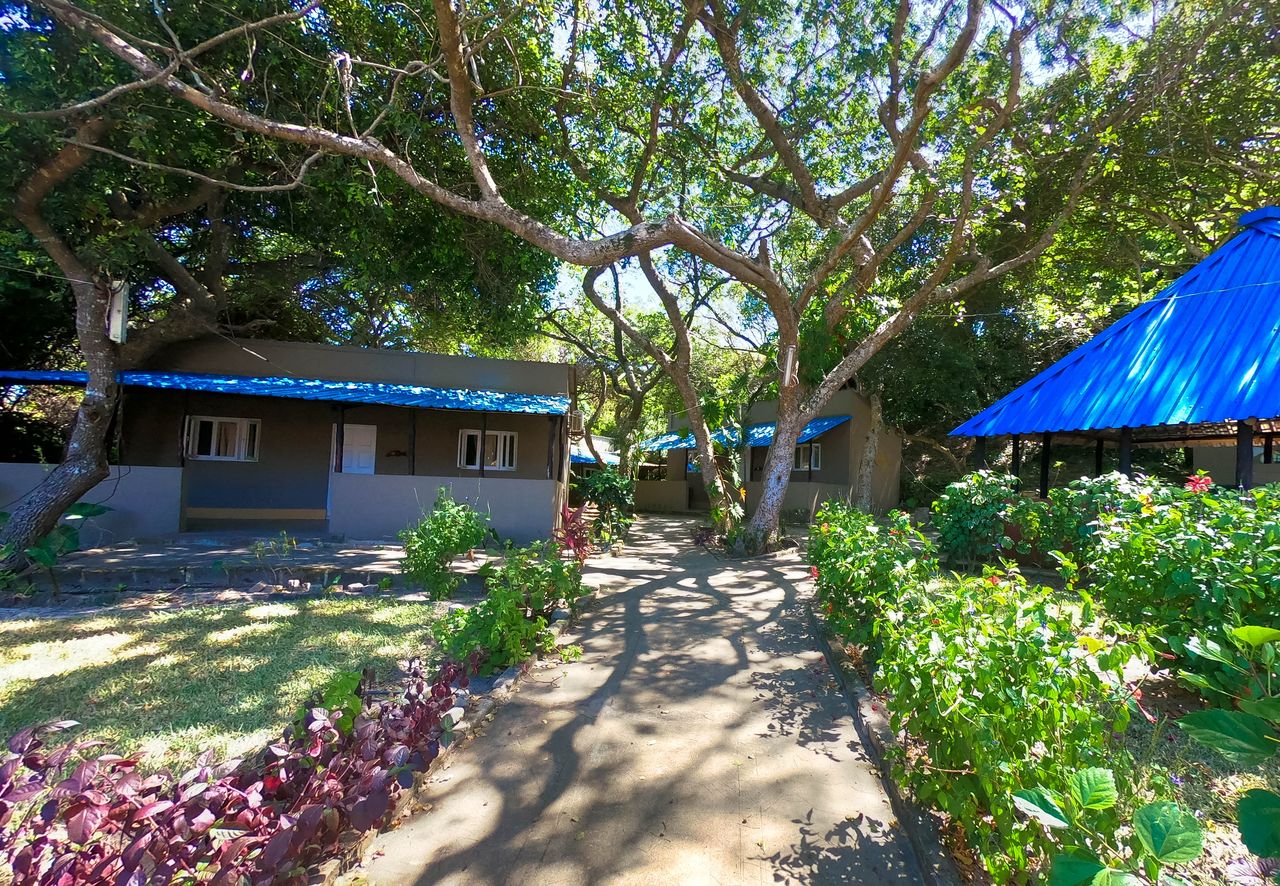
[458,429,517,471]
[793,443,821,471]
[185,416,260,462]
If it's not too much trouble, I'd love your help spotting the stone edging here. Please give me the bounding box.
[308,591,594,886]
[807,606,962,886]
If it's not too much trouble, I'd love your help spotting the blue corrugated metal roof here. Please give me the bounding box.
[571,451,620,465]
[0,369,569,415]
[953,207,1280,437]
[640,414,850,451]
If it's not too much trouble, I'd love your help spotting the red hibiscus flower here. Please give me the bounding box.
[1184,474,1212,493]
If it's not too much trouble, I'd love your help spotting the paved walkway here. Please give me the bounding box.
[360,516,924,885]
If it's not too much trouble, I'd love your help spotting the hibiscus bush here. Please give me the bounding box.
[809,503,934,646]
[930,470,1019,562]
[874,570,1149,881]
[0,657,470,885]
[931,470,1158,566]
[1060,479,1280,695]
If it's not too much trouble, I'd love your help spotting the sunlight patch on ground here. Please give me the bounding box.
[206,621,280,644]
[243,603,299,619]
[0,598,441,771]
[0,632,158,683]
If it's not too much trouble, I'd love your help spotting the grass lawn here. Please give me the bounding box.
[0,598,443,771]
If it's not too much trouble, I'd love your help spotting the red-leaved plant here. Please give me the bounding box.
[0,655,473,884]
[553,503,593,565]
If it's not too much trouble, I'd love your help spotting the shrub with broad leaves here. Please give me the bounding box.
[1014,767,1203,885]
[0,657,470,885]
[434,541,584,674]
[808,503,934,646]
[874,571,1148,881]
[399,488,491,599]
[930,470,1019,563]
[1178,625,1280,865]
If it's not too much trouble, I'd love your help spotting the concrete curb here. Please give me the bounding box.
[808,606,962,886]
[313,591,592,885]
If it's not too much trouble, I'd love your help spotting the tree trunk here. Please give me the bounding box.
[854,392,883,512]
[1,277,118,569]
[616,398,645,476]
[745,410,806,551]
[2,119,121,570]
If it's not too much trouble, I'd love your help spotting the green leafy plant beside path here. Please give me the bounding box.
[434,541,584,674]
[400,487,492,599]
[1015,767,1203,885]
[809,490,1280,883]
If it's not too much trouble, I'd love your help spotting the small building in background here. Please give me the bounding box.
[634,386,902,516]
[952,206,1280,493]
[569,435,620,476]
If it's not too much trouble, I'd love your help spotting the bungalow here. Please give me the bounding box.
[0,338,575,544]
[635,386,902,516]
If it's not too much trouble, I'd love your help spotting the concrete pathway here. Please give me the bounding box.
[359,516,924,885]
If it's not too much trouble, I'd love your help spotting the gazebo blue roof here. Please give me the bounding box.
[953,206,1280,440]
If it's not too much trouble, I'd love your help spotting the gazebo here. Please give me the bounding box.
[952,206,1280,496]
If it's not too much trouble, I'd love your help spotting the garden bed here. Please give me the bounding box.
[809,473,1280,885]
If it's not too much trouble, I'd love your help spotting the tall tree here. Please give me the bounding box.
[864,0,1280,493]
[14,0,1229,547]
[541,270,669,474]
[0,1,562,560]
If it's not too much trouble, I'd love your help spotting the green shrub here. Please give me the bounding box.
[433,541,583,674]
[1063,482,1280,649]
[931,471,1019,562]
[575,467,636,544]
[932,471,1154,566]
[874,570,1147,881]
[1015,769,1202,884]
[399,487,491,599]
[1178,624,1280,862]
[809,502,935,646]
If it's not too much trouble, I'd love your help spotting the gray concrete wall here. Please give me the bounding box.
[122,390,333,511]
[744,481,854,518]
[328,473,560,542]
[636,480,689,512]
[0,464,181,545]
[1192,445,1280,486]
[148,337,573,397]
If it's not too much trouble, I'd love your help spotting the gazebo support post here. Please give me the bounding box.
[1265,434,1274,465]
[1119,427,1133,478]
[1237,420,1255,489]
[1011,435,1022,485]
[1039,432,1052,499]
[973,436,988,470]
[1094,439,1104,476]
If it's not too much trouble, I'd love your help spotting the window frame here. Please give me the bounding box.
[793,442,821,472]
[458,429,518,472]
[185,415,261,462]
